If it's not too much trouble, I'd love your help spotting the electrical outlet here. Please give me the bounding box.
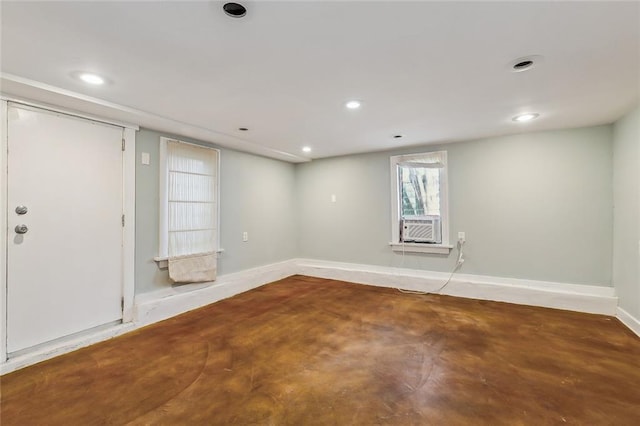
[331,194,337,203]
[242,232,248,242]
[458,231,466,242]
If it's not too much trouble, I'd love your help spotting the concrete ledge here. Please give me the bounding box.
[134,259,297,326]
[0,323,135,375]
[617,307,640,338]
[1,260,297,374]
[2,258,626,374]
[295,258,618,316]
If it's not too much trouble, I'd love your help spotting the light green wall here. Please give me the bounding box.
[613,105,640,318]
[135,129,297,295]
[135,124,617,295]
[296,126,614,286]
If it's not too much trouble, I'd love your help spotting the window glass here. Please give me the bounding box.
[400,166,440,217]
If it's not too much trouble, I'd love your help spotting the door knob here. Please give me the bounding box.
[15,224,28,234]
[15,205,28,215]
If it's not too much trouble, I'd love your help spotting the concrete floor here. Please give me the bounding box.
[2,275,639,425]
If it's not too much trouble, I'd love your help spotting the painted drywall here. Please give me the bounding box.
[135,129,297,295]
[296,126,613,286]
[613,104,640,318]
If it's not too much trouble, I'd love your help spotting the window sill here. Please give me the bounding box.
[154,249,225,269]
[389,242,453,254]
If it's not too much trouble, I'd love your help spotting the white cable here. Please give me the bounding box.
[396,240,465,296]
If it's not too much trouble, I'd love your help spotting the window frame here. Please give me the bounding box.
[389,150,452,254]
[158,137,221,260]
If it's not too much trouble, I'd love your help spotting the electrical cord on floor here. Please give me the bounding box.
[397,239,465,296]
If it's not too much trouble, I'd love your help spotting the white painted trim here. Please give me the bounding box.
[2,257,631,373]
[390,150,450,247]
[616,307,640,338]
[122,128,136,323]
[134,259,298,327]
[389,242,453,254]
[294,258,618,315]
[0,323,135,375]
[0,103,136,367]
[0,259,297,373]
[159,138,169,258]
[0,100,8,362]
[1,73,309,163]
[0,95,139,130]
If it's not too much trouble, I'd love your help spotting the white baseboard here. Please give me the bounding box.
[616,307,640,337]
[1,259,297,374]
[134,259,298,326]
[1,257,627,374]
[0,323,135,375]
[294,258,618,316]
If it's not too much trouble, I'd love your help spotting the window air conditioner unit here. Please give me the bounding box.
[401,217,442,244]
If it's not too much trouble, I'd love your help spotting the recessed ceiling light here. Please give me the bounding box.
[508,55,544,73]
[223,2,246,18]
[513,60,533,71]
[512,113,540,122]
[238,127,249,131]
[302,146,312,153]
[345,100,362,109]
[77,72,105,85]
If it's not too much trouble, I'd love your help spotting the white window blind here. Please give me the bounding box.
[163,140,219,258]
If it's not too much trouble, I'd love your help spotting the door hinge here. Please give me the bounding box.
[121,297,124,311]
[122,138,126,151]
[122,214,125,227]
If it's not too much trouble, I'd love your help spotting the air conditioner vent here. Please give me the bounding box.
[401,217,442,243]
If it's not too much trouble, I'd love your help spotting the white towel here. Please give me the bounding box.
[168,252,217,283]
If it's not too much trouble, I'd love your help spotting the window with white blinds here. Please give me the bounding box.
[159,138,219,258]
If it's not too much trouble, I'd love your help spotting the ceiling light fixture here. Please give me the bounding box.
[77,72,105,85]
[512,113,540,122]
[513,60,533,71]
[223,2,247,18]
[302,146,312,153]
[508,55,543,73]
[345,100,362,109]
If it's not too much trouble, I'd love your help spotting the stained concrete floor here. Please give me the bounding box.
[2,275,639,425]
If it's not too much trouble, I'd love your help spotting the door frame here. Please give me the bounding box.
[0,98,137,363]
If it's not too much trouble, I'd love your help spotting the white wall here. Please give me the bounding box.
[135,129,297,295]
[296,126,614,286]
[612,105,640,319]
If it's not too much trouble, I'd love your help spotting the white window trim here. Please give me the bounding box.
[389,151,451,254]
[158,137,221,260]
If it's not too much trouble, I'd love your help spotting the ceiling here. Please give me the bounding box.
[1,1,639,162]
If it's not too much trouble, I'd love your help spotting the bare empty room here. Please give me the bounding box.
[0,1,639,425]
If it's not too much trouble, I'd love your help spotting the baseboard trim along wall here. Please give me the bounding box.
[0,260,297,375]
[2,257,631,374]
[134,259,298,326]
[616,307,640,338]
[0,323,136,375]
[294,259,618,316]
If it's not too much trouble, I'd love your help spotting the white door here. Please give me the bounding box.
[6,104,124,354]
